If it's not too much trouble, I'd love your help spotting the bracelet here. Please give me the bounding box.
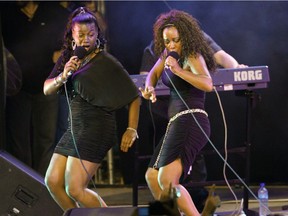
[58,72,68,84]
[127,127,139,139]
[53,77,60,86]
[60,72,68,84]
[54,73,67,87]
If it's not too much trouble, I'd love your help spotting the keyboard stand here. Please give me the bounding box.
[235,89,261,211]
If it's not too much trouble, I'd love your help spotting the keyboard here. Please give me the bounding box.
[130,65,270,95]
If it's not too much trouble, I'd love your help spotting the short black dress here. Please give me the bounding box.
[48,51,139,163]
[148,68,211,180]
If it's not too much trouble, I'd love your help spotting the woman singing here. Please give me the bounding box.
[43,7,140,211]
[140,9,216,216]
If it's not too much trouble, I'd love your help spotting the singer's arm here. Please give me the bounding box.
[168,54,213,92]
[140,57,165,102]
[43,56,80,95]
[120,96,141,152]
[145,58,165,87]
[43,73,67,95]
[213,50,247,69]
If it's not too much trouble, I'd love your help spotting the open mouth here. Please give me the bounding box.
[82,45,90,50]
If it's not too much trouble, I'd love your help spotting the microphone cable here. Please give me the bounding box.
[162,0,172,11]
[212,86,240,215]
[148,100,158,151]
[163,70,240,214]
[144,1,271,213]
[63,83,104,207]
[162,68,271,215]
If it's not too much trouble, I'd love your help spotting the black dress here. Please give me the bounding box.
[148,68,211,180]
[48,51,139,163]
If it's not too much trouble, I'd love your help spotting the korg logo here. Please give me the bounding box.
[234,70,263,82]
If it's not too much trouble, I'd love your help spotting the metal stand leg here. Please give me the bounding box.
[107,148,114,185]
[94,148,114,185]
[133,140,139,206]
[241,90,260,210]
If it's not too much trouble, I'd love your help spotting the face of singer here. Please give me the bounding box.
[163,26,182,56]
[72,22,99,52]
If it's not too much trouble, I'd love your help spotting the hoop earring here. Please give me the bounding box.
[72,40,77,50]
[95,38,100,49]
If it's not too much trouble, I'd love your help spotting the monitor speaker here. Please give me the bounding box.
[0,150,63,216]
[63,207,149,216]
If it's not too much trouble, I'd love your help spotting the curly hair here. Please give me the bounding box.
[153,9,216,72]
[57,7,106,73]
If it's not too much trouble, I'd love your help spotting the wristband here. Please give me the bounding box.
[127,127,139,139]
[54,73,67,86]
[53,77,60,86]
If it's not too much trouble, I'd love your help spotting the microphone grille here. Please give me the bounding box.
[74,46,87,59]
[167,51,179,60]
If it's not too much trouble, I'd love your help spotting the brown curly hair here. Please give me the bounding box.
[153,9,216,72]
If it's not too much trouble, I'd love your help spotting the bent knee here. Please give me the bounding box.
[159,179,172,190]
[158,175,178,190]
[45,173,62,193]
[65,184,82,200]
[45,172,57,188]
[145,168,158,184]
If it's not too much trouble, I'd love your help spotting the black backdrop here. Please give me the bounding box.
[105,1,288,184]
[1,1,287,185]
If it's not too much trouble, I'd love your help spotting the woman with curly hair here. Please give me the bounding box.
[43,7,140,211]
[140,9,216,215]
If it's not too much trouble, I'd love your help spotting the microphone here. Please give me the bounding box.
[67,46,87,76]
[164,51,180,82]
[165,51,179,69]
[167,51,179,60]
[163,51,190,89]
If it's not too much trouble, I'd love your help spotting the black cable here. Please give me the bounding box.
[163,69,272,215]
[63,83,103,206]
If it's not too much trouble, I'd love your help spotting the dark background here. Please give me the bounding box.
[104,1,288,184]
[1,1,287,185]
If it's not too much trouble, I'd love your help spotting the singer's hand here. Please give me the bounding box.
[165,56,181,74]
[236,64,248,68]
[139,86,157,103]
[120,129,137,152]
[63,56,80,79]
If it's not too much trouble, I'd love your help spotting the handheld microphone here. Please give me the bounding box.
[67,46,87,76]
[163,51,188,88]
[165,51,180,69]
[167,51,179,60]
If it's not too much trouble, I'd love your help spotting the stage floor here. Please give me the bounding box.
[93,183,288,215]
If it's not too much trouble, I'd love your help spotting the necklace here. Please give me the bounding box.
[79,49,100,69]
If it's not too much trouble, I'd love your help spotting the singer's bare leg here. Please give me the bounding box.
[45,154,78,210]
[45,153,107,211]
[146,158,200,216]
[145,168,162,200]
[65,156,107,208]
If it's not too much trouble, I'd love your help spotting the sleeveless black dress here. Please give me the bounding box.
[148,68,210,180]
[48,51,139,163]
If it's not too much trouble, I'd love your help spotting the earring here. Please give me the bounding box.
[95,38,100,49]
[72,40,77,50]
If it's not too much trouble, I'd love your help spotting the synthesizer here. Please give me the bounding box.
[130,65,270,95]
